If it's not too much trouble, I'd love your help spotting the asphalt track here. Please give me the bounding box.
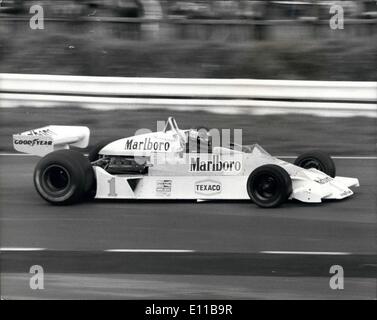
[0,155,376,299]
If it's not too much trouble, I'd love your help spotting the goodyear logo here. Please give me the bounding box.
[14,138,52,146]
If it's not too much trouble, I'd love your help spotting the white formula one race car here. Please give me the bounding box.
[13,117,359,208]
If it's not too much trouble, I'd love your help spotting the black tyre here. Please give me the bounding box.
[34,150,95,205]
[294,151,336,178]
[247,164,292,208]
[88,138,118,162]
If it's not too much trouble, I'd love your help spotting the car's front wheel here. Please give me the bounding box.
[247,164,292,208]
[34,150,95,205]
[294,151,336,177]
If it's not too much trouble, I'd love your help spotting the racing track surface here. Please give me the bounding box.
[0,155,376,299]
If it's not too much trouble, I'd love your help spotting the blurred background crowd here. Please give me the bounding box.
[1,0,376,20]
[0,1,376,80]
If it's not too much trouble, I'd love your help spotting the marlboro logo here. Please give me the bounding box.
[125,138,170,152]
[189,155,242,172]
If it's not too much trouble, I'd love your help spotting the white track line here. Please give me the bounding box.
[329,156,377,160]
[0,153,376,160]
[261,251,351,255]
[0,153,36,156]
[105,249,195,253]
[0,247,46,251]
[0,248,354,255]
[278,156,377,160]
[0,247,193,253]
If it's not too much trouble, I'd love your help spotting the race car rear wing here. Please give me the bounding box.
[13,125,90,157]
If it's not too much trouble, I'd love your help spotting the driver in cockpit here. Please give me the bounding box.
[185,128,212,153]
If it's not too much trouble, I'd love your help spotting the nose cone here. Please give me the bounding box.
[291,168,359,203]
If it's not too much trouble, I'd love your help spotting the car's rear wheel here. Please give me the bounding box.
[294,151,336,177]
[247,164,292,208]
[34,150,95,205]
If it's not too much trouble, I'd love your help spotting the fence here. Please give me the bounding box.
[1,73,376,117]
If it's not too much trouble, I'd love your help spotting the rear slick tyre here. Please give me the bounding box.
[33,150,94,205]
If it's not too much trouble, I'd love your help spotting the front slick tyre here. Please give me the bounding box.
[34,150,94,205]
[247,164,292,208]
[294,151,336,178]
